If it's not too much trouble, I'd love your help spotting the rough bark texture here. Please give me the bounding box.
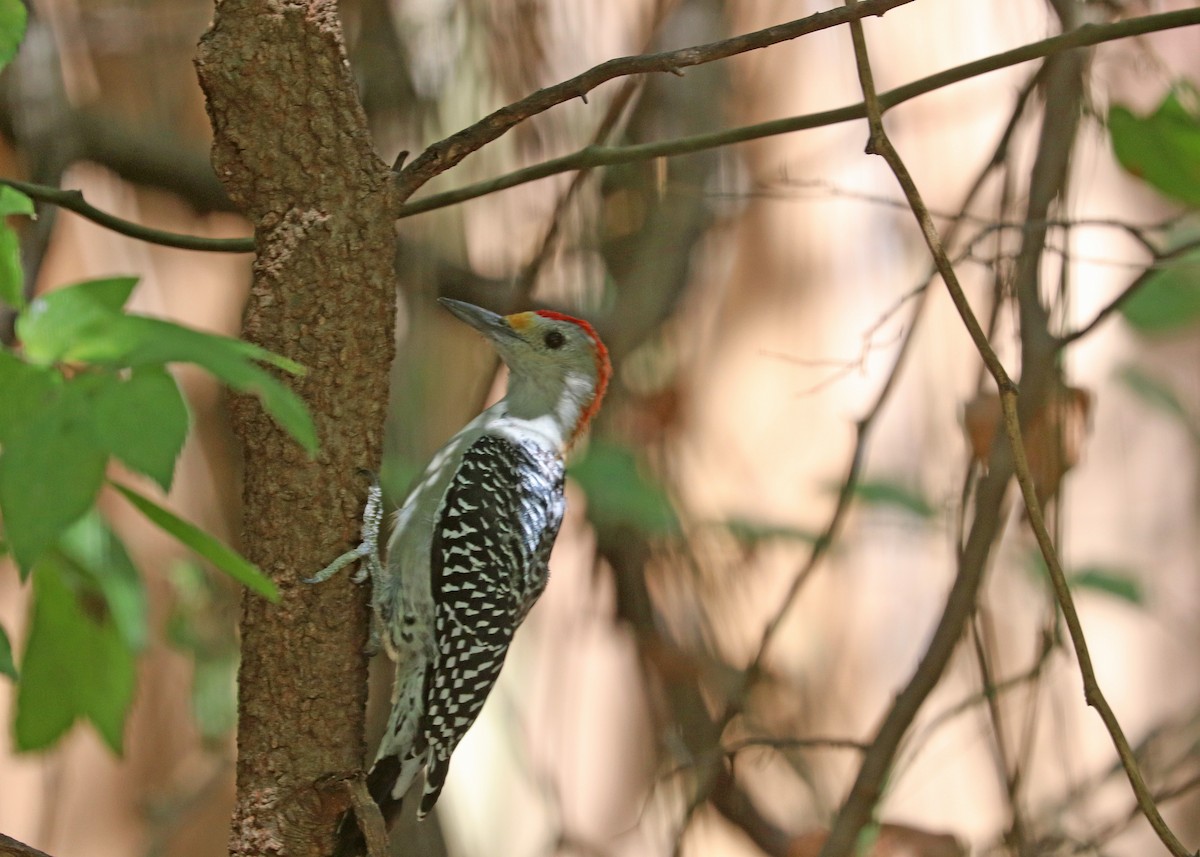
[194,2,399,856]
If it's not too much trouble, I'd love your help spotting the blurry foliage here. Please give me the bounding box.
[14,513,139,752]
[1111,84,1200,336]
[1119,245,1200,334]
[0,616,14,681]
[844,478,935,519]
[1025,549,1144,608]
[721,518,819,547]
[1067,566,1145,606]
[963,387,1091,503]
[0,0,22,83]
[569,438,680,535]
[167,560,240,746]
[0,178,314,752]
[1109,84,1200,209]
[1116,363,1200,441]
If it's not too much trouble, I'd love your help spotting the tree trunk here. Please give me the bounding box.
[194,2,399,855]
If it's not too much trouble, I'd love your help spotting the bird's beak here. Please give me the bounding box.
[438,298,519,345]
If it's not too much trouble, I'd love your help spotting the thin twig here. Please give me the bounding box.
[894,628,1055,782]
[690,33,1046,857]
[1078,772,1200,852]
[734,29,1044,735]
[818,5,1025,854]
[663,734,870,781]
[1057,236,1200,346]
[970,614,1031,850]
[393,8,1200,220]
[390,0,917,201]
[829,5,1194,854]
[0,178,254,253]
[1001,393,1193,856]
[741,180,1168,253]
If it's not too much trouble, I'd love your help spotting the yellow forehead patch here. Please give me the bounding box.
[505,312,537,331]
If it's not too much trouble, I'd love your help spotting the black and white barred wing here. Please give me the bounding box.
[418,434,566,815]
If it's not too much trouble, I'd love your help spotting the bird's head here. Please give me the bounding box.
[439,298,611,444]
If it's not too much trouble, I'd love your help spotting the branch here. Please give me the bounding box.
[393,7,1200,220]
[390,0,916,200]
[0,834,54,857]
[1083,772,1200,851]
[1004,391,1193,857]
[1057,236,1200,346]
[818,5,1023,854]
[725,36,1043,748]
[0,178,254,253]
[1011,11,1084,381]
[821,6,1196,857]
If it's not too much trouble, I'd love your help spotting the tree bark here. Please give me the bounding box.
[194,2,399,855]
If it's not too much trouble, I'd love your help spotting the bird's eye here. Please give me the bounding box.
[543,330,566,350]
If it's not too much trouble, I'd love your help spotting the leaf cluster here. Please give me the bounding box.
[0,197,315,752]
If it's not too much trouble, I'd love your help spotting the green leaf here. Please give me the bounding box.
[0,623,16,680]
[0,381,109,572]
[191,653,238,743]
[847,478,935,518]
[0,225,23,311]
[59,512,148,650]
[15,557,135,753]
[569,441,678,535]
[0,350,61,444]
[1110,88,1200,208]
[720,518,819,546]
[855,821,882,857]
[1068,566,1144,606]
[94,366,189,492]
[17,277,137,364]
[1119,249,1200,334]
[1116,364,1197,435]
[1025,550,1145,607]
[106,319,314,454]
[16,277,316,454]
[0,0,27,73]
[16,277,139,364]
[165,560,239,743]
[60,276,139,312]
[113,481,279,601]
[0,185,34,217]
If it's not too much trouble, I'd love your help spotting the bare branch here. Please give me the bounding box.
[0,177,253,253]
[1057,236,1200,346]
[390,0,916,200]
[818,5,1024,854]
[726,25,1044,760]
[820,4,1196,856]
[0,834,54,857]
[1003,390,1193,856]
[394,7,1200,220]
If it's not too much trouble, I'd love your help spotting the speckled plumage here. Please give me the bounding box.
[416,434,564,812]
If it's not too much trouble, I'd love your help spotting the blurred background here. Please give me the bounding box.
[0,1,1198,856]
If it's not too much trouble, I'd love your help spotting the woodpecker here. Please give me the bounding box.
[310,298,610,852]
